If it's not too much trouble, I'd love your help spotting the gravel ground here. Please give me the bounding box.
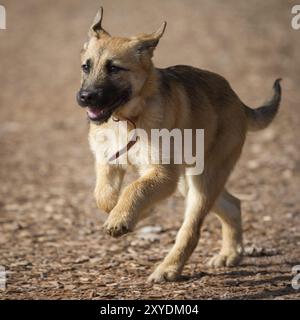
[0,0,299,299]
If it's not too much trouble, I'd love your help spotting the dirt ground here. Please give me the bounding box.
[0,0,299,299]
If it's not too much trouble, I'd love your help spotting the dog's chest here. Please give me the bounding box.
[88,121,149,167]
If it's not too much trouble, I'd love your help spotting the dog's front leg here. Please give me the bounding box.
[94,163,125,213]
[103,165,179,237]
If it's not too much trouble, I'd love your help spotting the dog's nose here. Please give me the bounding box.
[78,90,93,105]
[77,88,104,107]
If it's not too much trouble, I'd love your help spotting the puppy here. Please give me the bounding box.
[76,8,281,282]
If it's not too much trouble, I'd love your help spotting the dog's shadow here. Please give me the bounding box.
[176,261,298,299]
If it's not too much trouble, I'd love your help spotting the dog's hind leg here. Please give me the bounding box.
[208,190,243,268]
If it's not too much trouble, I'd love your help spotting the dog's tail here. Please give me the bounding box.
[244,79,282,132]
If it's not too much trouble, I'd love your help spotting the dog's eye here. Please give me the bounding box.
[82,61,91,74]
[107,65,127,74]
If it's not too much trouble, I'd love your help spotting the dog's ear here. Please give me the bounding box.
[133,21,167,57]
[88,7,110,39]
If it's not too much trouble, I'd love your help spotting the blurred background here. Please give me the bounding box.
[0,0,299,299]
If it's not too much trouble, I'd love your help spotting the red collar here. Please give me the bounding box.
[108,116,139,162]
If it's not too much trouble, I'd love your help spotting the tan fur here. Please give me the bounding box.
[79,9,282,282]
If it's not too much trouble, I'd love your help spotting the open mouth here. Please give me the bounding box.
[87,107,112,122]
[86,90,131,123]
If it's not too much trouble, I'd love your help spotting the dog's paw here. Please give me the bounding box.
[103,213,132,237]
[148,264,180,283]
[207,252,242,268]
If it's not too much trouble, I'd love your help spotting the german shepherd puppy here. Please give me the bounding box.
[76,8,281,283]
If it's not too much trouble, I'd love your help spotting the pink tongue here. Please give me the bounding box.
[87,107,103,119]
